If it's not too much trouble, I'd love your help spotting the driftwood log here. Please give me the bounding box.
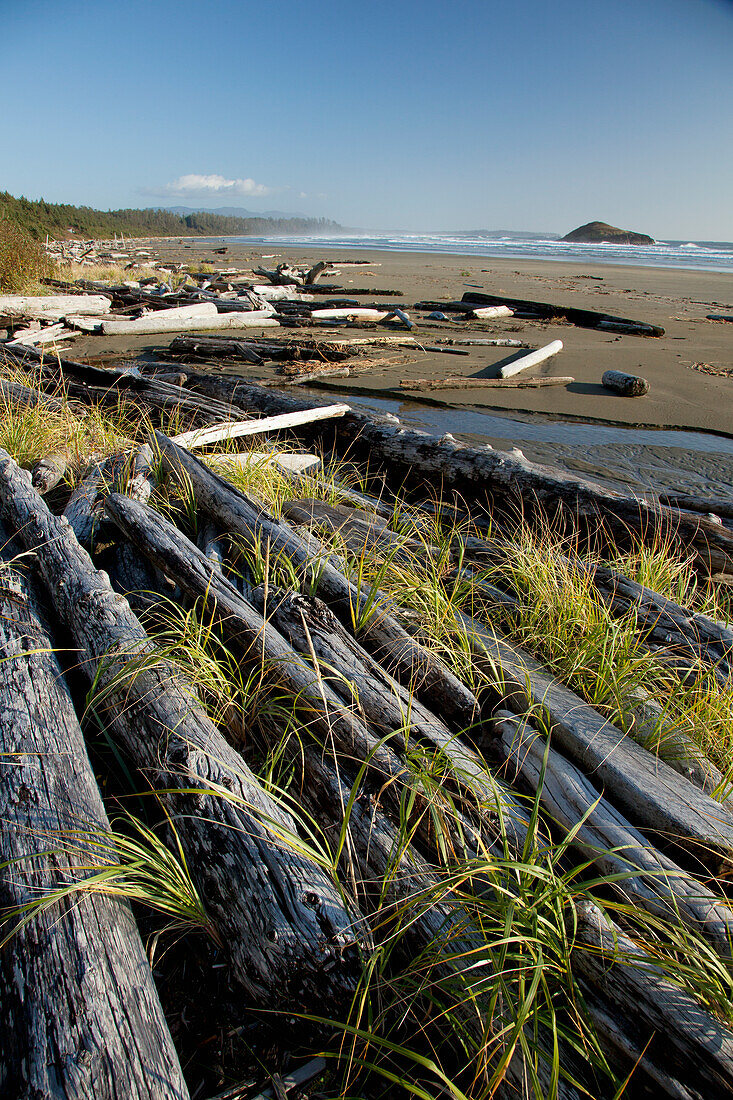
[492,710,733,956]
[153,431,481,729]
[0,532,189,1100]
[601,370,650,396]
[0,450,363,1014]
[102,494,530,859]
[460,291,665,336]
[178,378,733,578]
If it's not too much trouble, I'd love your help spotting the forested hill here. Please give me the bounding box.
[0,192,340,240]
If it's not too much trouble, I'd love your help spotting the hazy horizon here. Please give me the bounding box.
[3,0,732,241]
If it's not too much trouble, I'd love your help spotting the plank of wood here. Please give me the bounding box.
[171,403,350,450]
[400,376,574,390]
[0,533,189,1100]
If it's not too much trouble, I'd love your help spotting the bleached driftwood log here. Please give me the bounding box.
[498,339,563,379]
[172,404,350,450]
[0,451,363,1013]
[0,533,189,1100]
[0,294,112,321]
[469,305,514,319]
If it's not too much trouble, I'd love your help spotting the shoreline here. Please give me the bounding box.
[70,238,733,494]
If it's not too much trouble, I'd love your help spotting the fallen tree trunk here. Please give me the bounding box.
[492,710,733,956]
[0,531,189,1100]
[102,308,278,336]
[450,607,733,865]
[460,291,665,336]
[0,450,363,1013]
[31,451,69,493]
[153,431,481,729]
[0,294,112,321]
[0,377,67,413]
[572,899,733,1097]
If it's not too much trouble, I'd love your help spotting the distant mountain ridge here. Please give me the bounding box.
[160,204,312,221]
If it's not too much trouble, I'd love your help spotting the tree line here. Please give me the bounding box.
[0,191,340,240]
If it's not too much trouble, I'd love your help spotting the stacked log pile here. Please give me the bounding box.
[2,347,733,1097]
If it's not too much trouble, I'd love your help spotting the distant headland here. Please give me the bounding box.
[562,221,655,245]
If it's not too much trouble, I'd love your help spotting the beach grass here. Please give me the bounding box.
[3,388,733,1097]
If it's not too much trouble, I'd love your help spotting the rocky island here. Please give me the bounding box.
[562,220,655,245]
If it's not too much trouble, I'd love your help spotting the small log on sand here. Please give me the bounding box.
[0,451,362,1013]
[499,339,563,379]
[0,532,189,1100]
[602,370,650,396]
[310,308,390,322]
[469,305,514,319]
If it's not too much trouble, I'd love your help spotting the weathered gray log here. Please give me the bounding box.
[178,377,733,576]
[62,456,113,548]
[492,710,733,956]
[601,370,650,396]
[153,431,481,729]
[0,450,362,1012]
[248,586,533,856]
[0,377,66,413]
[451,608,733,864]
[103,494,510,862]
[0,293,112,321]
[31,451,69,493]
[573,899,733,1096]
[0,533,189,1100]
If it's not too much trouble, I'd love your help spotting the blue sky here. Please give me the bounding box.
[2,0,732,238]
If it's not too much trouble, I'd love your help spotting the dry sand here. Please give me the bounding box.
[76,240,733,495]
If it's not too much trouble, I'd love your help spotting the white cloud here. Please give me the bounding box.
[160,173,271,197]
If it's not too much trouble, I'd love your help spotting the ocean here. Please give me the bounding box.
[217,231,733,274]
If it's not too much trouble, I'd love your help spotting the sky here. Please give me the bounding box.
[2,0,732,239]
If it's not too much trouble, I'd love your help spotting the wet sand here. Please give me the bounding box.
[76,240,733,494]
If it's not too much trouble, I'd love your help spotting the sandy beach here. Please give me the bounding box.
[76,240,733,495]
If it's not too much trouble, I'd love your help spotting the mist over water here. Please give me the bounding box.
[221,231,733,273]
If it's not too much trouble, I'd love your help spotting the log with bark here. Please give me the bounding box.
[460,291,665,336]
[0,450,363,1013]
[0,531,189,1100]
[601,370,650,396]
